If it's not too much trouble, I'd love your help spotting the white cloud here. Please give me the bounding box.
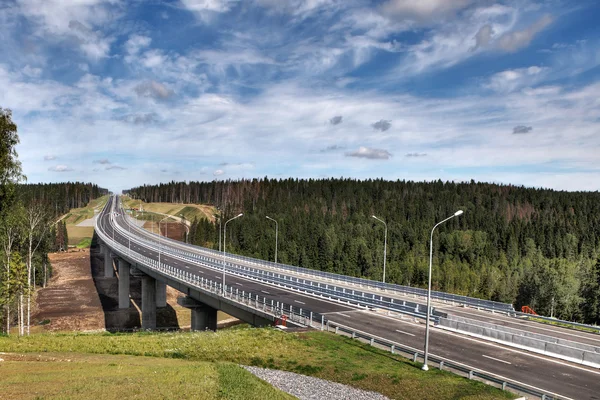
[43,155,56,161]
[345,146,392,160]
[213,169,225,176]
[48,165,73,172]
[485,66,547,93]
[379,0,474,24]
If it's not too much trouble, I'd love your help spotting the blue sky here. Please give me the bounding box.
[1,0,599,193]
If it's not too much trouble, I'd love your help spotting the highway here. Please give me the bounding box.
[97,195,600,399]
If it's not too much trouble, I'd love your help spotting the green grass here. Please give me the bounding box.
[66,225,94,245]
[0,328,515,400]
[0,353,292,400]
[526,317,600,334]
[76,238,93,248]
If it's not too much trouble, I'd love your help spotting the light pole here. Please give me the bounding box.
[158,216,170,266]
[222,213,243,294]
[266,216,278,264]
[180,214,189,243]
[422,209,464,371]
[372,215,387,283]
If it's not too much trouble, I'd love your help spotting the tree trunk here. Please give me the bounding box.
[27,236,32,336]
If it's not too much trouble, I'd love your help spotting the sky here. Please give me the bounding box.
[1,0,599,193]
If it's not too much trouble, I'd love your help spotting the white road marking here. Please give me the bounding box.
[261,290,271,295]
[184,266,190,269]
[395,329,415,337]
[338,313,352,318]
[482,354,511,365]
[294,300,306,305]
[235,283,243,286]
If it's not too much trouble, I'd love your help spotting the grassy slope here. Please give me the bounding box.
[0,353,292,400]
[122,196,216,222]
[64,195,109,246]
[0,328,514,400]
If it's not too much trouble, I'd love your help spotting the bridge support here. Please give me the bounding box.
[118,259,130,309]
[141,275,157,330]
[103,246,114,278]
[156,281,167,308]
[177,296,217,331]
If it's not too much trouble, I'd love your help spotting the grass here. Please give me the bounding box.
[121,196,216,222]
[0,353,292,400]
[67,225,94,246]
[76,238,93,248]
[525,316,600,334]
[0,328,515,400]
[63,195,109,226]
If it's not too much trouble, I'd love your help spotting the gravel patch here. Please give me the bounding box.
[242,366,390,400]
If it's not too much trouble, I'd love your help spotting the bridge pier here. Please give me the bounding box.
[141,275,157,330]
[103,245,114,278]
[118,259,130,309]
[177,296,217,331]
[156,281,167,308]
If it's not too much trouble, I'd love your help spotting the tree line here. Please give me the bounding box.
[129,178,600,325]
[1,107,107,335]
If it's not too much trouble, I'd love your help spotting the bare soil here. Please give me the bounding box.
[33,240,237,332]
[32,249,105,331]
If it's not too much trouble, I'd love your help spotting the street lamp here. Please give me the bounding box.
[180,214,189,243]
[222,213,243,294]
[372,215,387,283]
[422,209,464,371]
[266,216,278,264]
[158,216,170,266]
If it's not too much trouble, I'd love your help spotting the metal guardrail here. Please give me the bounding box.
[515,312,600,334]
[324,320,565,400]
[121,212,513,313]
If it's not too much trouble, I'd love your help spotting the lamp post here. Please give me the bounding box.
[179,214,189,243]
[372,215,387,283]
[222,213,243,294]
[266,216,278,264]
[158,216,170,266]
[422,209,464,371]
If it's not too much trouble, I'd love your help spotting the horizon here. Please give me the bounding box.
[1,1,599,193]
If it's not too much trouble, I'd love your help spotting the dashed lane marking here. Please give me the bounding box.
[294,300,306,305]
[395,329,416,337]
[482,354,512,365]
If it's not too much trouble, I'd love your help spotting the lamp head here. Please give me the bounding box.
[454,210,464,216]
[237,213,243,217]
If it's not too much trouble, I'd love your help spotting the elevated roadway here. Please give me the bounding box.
[96,195,600,399]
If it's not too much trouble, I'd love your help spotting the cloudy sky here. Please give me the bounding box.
[1,0,599,192]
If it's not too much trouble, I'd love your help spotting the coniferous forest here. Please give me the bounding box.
[128,179,600,325]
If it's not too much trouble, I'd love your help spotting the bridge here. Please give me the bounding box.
[95,195,600,400]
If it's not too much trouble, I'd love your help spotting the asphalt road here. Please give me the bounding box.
[97,196,600,399]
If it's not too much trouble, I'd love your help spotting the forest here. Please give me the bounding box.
[1,107,108,335]
[128,179,600,325]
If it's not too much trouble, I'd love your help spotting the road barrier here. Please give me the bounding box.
[438,316,600,368]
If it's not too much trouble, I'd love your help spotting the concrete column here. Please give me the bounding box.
[191,306,218,331]
[141,275,157,330]
[156,281,167,308]
[104,248,114,278]
[177,296,218,331]
[118,259,130,309]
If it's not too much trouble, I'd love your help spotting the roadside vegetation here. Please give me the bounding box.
[121,196,215,223]
[0,328,515,400]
